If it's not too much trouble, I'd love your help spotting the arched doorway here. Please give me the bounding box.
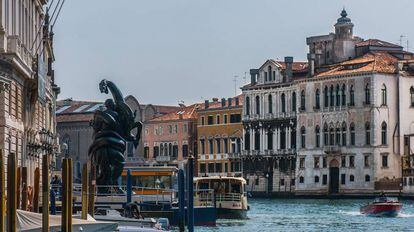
[329,159,339,194]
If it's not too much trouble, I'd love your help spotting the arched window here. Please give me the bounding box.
[314,176,320,183]
[168,143,173,156]
[349,85,355,106]
[255,96,260,115]
[381,121,387,145]
[291,128,296,149]
[324,86,329,108]
[365,122,371,145]
[410,86,414,107]
[280,128,286,149]
[160,144,164,156]
[350,123,355,146]
[268,94,273,114]
[381,84,387,106]
[300,90,305,110]
[341,84,346,106]
[281,93,286,113]
[268,65,272,81]
[342,122,347,146]
[301,126,306,148]
[336,84,340,106]
[292,92,296,112]
[245,96,250,115]
[315,89,320,109]
[350,175,355,182]
[254,130,260,151]
[244,131,250,150]
[323,123,328,146]
[365,83,370,104]
[329,85,334,107]
[299,176,304,183]
[329,124,334,145]
[315,125,320,148]
[365,175,370,182]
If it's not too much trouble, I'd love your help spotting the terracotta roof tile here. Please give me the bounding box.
[356,39,402,48]
[148,104,201,122]
[198,95,244,110]
[315,52,398,77]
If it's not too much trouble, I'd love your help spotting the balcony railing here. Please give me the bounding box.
[7,35,34,72]
[323,145,341,154]
[242,149,296,156]
[155,156,171,162]
[242,111,296,121]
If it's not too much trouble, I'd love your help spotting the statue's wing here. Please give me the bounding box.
[100,79,125,106]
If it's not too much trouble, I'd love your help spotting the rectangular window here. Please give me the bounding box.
[322,157,327,168]
[230,114,241,123]
[364,155,370,167]
[216,115,220,124]
[208,163,214,173]
[382,155,388,168]
[200,164,206,173]
[314,157,320,168]
[341,156,346,167]
[322,175,327,185]
[224,114,228,124]
[341,174,346,185]
[215,163,222,173]
[300,157,305,169]
[225,163,228,173]
[349,155,355,168]
[255,178,259,185]
[201,116,205,126]
[183,124,188,133]
[216,139,221,153]
[207,116,214,125]
[280,179,285,186]
[208,139,213,154]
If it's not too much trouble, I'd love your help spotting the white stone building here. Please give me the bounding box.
[295,10,414,195]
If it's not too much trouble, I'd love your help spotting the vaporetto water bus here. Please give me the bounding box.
[194,176,249,219]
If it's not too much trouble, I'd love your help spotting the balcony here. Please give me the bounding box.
[155,156,171,162]
[323,145,341,154]
[7,35,34,74]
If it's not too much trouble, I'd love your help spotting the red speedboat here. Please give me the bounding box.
[360,197,402,217]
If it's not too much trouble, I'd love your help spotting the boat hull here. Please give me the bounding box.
[360,203,402,217]
[217,208,248,219]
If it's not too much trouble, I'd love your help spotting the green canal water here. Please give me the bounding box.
[196,198,414,232]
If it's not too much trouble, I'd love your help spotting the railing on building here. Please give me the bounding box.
[242,149,296,157]
[323,145,341,154]
[156,156,171,162]
[242,111,297,121]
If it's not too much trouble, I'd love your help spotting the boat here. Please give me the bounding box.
[93,208,161,229]
[360,197,402,217]
[194,176,249,219]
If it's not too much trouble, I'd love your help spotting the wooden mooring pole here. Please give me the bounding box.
[21,167,28,211]
[0,151,5,232]
[16,167,21,210]
[62,158,73,232]
[7,153,17,232]
[33,167,40,212]
[88,164,96,217]
[81,163,88,220]
[42,154,50,232]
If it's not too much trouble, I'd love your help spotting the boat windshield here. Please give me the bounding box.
[196,179,244,195]
[374,197,398,203]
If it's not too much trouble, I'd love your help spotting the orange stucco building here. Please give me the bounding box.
[197,96,243,177]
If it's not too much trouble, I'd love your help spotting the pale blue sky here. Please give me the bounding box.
[53,0,414,105]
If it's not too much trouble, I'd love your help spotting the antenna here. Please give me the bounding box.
[400,35,405,47]
[233,75,239,96]
[407,40,410,52]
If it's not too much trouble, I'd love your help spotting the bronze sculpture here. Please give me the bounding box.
[88,79,142,193]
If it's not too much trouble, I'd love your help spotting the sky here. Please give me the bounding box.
[53,0,414,106]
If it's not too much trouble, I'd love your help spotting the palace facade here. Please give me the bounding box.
[242,9,414,196]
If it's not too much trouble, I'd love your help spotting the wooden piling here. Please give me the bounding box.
[0,151,5,232]
[62,158,73,232]
[33,167,40,212]
[88,164,96,217]
[42,154,50,232]
[81,163,88,220]
[7,153,17,232]
[16,167,21,210]
[21,167,28,211]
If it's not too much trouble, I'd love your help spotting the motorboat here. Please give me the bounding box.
[360,197,402,217]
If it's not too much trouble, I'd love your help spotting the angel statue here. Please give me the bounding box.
[88,79,142,193]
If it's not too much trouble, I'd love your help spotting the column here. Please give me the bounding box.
[264,129,268,151]
[276,128,280,150]
[285,126,289,150]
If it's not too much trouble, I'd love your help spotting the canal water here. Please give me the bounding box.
[197,198,414,232]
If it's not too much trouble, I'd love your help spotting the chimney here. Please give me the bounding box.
[227,98,232,107]
[284,56,293,82]
[250,69,259,85]
[235,97,239,106]
[221,98,226,107]
[307,53,315,77]
[204,100,209,109]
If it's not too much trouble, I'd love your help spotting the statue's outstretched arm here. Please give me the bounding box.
[99,79,124,106]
